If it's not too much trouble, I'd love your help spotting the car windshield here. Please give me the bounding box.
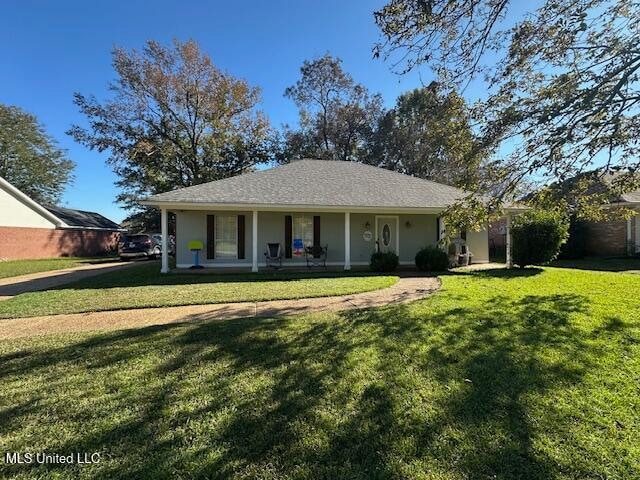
[122,235,150,243]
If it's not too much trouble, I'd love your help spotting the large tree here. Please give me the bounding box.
[0,104,74,205]
[69,39,271,229]
[280,54,383,162]
[365,83,482,188]
[374,0,640,220]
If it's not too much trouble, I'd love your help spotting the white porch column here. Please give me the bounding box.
[505,213,513,268]
[344,211,351,270]
[438,217,446,243]
[626,217,633,255]
[160,207,169,273]
[252,210,258,272]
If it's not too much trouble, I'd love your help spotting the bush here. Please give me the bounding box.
[370,251,399,272]
[415,245,448,271]
[558,217,587,259]
[512,210,569,268]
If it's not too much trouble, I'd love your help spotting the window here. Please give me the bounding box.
[215,215,237,259]
[382,224,391,246]
[292,215,313,256]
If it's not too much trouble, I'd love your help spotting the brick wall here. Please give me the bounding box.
[583,219,627,256]
[489,218,507,248]
[0,227,120,260]
[489,214,640,257]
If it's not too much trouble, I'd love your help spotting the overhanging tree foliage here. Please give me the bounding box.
[374,0,640,222]
[280,54,383,162]
[365,83,482,188]
[0,104,74,205]
[68,39,271,229]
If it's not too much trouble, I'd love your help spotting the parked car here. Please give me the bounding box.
[151,233,176,256]
[118,234,161,260]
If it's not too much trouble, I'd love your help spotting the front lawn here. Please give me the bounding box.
[0,266,638,479]
[0,257,116,280]
[0,263,398,318]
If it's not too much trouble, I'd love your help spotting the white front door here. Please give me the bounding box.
[376,216,398,254]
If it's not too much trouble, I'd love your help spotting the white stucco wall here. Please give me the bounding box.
[173,209,477,268]
[0,186,57,228]
[466,228,490,263]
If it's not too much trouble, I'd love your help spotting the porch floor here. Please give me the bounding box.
[172,265,416,275]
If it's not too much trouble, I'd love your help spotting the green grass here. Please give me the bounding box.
[0,262,398,318]
[0,257,116,280]
[0,266,638,479]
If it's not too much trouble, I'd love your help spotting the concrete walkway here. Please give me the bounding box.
[0,261,141,300]
[0,276,441,340]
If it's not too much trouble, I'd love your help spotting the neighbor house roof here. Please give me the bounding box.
[144,159,500,211]
[44,205,123,231]
[621,189,640,203]
[543,170,640,206]
[595,172,640,204]
[0,175,123,231]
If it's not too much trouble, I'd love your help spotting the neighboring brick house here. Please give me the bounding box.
[489,177,640,257]
[0,176,124,260]
[581,214,637,256]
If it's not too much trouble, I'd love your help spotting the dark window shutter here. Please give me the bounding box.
[206,215,215,259]
[313,215,321,257]
[237,215,245,259]
[436,217,441,242]
[285,215,292,258]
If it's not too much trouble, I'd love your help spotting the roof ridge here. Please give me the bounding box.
[144,158,474,208]
[284,159,466,192]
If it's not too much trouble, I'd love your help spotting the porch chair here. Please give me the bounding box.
[305,244,328,269]
[448,239,472,267]
[264,242,282,269]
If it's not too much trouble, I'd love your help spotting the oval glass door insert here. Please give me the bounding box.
[382,224,391,246]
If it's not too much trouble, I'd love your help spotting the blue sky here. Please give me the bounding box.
[1,0,441,222]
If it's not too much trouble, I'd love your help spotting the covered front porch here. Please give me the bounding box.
[159,207,491,273]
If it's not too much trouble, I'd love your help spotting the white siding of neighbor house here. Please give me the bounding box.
[174,210,489,268]
[0,185,57,228]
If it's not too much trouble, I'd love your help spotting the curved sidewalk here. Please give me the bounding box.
[0,276,441,340]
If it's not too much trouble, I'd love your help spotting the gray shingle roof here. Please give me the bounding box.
[621,190,640,203]
[145,159,469,209]
[597,171,640,203]
[45,206,123,230]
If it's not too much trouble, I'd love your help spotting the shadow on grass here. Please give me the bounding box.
[0,291,628,479]
[445,266,544,280]
[550,256,640,273]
